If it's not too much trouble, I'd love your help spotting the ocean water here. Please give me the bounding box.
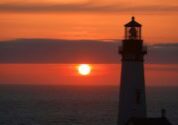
[0,85,177,125]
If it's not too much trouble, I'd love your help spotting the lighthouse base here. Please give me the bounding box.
[118,61,147,125]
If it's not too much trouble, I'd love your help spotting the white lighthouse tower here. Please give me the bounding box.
[118,17,147,125]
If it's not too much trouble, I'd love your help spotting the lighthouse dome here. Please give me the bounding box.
[125,17,142,27]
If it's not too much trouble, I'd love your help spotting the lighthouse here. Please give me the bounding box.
[118,17,147,125]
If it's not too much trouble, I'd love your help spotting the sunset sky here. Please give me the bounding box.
[0,64,178,87]
[0,0,178,86]
[0,0,178,42]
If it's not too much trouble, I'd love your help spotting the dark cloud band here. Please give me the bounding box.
[0,39,177,64]
[0,3,178,13]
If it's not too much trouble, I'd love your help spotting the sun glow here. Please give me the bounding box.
[78,64,91,76]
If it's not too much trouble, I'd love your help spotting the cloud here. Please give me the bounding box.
[148,43,178,64]
[0,2,178,13]
[0,39,177,64]
[0,39,119,63]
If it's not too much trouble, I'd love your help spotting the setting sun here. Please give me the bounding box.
[78,64,92,76]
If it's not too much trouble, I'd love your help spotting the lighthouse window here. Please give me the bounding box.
[136,90,141,104]
[129,27,138,39]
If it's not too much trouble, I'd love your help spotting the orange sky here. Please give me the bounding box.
[0,0,178,86]
[0,64,178,86]
[0,0,178,43]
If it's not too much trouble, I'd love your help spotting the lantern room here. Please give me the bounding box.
[124,17,142,40]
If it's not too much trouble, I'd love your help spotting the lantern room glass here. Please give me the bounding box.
[125,26,141,40]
